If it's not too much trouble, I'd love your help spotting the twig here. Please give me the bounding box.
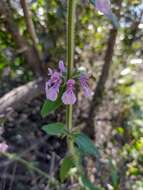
[49,152,56,178]
[0,136,48,169]
[0,174,28,181]
[0,152,60,188]
[20,0,39,46]
[8,162,17,190]
[20,0,43,68]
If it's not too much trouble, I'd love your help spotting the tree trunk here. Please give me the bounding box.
[0,0,43,77]
[84,0,122,138]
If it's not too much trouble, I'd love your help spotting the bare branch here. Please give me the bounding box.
[0,78,44,115]
[20,0,39,46]
[0,0,43,76]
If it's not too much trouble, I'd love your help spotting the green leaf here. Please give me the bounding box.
[80,176,104,190]
[60,155,75,182]
[109,161,119,187]
[41,98,62,117]
[111,168,119,188]
[42,123,66,136]
[74,133,100,158]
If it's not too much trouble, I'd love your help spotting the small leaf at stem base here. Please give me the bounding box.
[60,155,75,182]
[80,176,104,190]
[41,99,62,117]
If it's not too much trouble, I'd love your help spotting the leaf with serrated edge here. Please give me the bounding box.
[74,133,100,158]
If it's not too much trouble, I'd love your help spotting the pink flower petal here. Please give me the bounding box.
[62,79,76,105]
[45,70,62,101]
[80,74,92,97]
[95,0,111,16]
[62,90,76,105]
[46,83,60,101]
[83,86,92,97]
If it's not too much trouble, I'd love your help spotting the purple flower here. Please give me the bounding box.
[59,60,66,73]
[62,79,76,105]
[45,71,62,101]
[94,0,119,28]
[0,142,8,153]
[80,74,92,97]
[95,0,111,16]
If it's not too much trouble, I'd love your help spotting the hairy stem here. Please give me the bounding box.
[66,0,83,179]
[66,0,76,138]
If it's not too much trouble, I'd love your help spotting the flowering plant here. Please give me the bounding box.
[41,0,118,189]
[45,60,91,105]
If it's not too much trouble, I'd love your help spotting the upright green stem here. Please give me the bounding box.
[67,0,76,79]
[66,0,76,154]
[66,0,76,131]
[66,1,83,178]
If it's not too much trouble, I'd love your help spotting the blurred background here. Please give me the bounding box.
[0,0,143,189]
